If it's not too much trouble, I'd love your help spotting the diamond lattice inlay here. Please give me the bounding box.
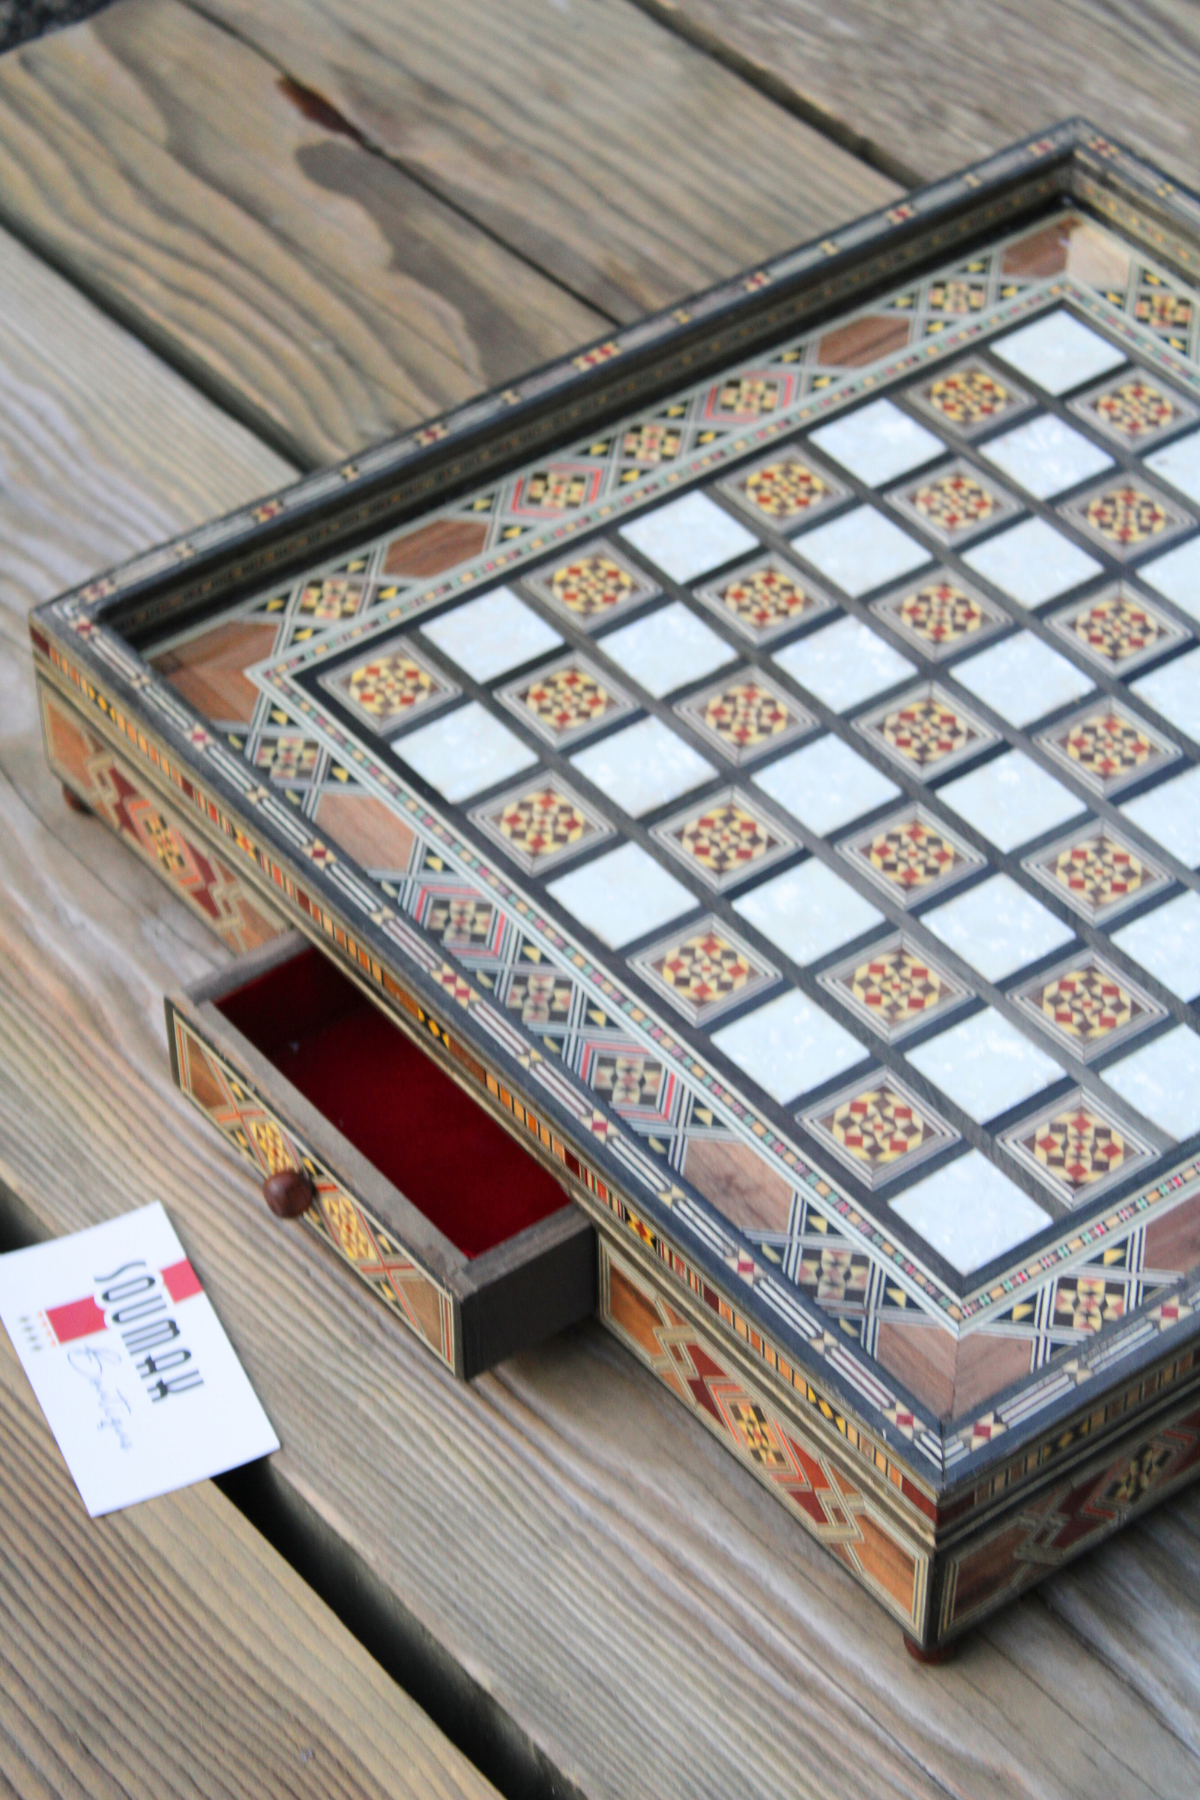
[471,777,611,873]
[817,936,971,1041]
[722,446,843,526]
[873,576,1005,658]
[892,463,1016,543]
[622,420,683,464]
[913,361,1027,432]
[839,805,983,905]
[676,670,812,765]
[1072,373,1196,447]
[631,917,777,1025]
[524,542,656,625]
[696,556,835,644]
[322,640,455,733]
[857,683,994,776]
[1051,585,1186,674]
[1001,1093,1153,1206]
[298,574,367,620]
[1038,704,1179,795]
[1012,952,1164,1060]
[1062,479,1192,558]
[802,1074,956,1188]
[254,734,321,781]
[500,656,631,746]
[1024,824,1169,923]
[654,790,794,891]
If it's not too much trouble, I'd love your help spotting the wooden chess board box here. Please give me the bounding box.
[33,122,1200,1653]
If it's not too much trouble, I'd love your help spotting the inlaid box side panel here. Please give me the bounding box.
[39,679,284,956]
[937,1385,1200,1640]
[599,1238,929,1635]
[168,1007,458,1371]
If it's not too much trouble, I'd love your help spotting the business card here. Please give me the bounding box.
[0,1203,279,1515]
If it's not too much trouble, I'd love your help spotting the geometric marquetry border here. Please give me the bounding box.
[938,1386,1200,1639]
[599,1237,930,1633]
[39,680,286,958]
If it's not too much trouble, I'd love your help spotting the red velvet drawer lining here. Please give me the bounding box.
[216,946,567,1258]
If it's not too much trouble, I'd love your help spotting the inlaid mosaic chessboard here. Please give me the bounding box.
[37,126,1200,1598]
[129,194,1200,1457]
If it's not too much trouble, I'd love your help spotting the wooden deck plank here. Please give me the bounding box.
[0,1327,503,1800]
[634,0,1200,189]
[0,0,603,467]
[186,0,897,325]
[2,226,1199,1800]
[0,215,294,641]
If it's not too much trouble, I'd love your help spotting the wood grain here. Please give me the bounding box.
[635,0,1200,190]
[0,1329,502,1800]
[186,0,897,324]
[0,0,603,466]
[2,231,1200,1800]
[0,222,295,645]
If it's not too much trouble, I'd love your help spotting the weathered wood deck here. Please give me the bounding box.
[1,6,1198,1794]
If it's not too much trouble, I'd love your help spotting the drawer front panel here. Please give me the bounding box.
[40,679,284,956]
[170,1006,458,1371]
[599,1239,929,1636]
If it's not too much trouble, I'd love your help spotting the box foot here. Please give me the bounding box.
[62,783,92,815]
[903,1634,957,1665]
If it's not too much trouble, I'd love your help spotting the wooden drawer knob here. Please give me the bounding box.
[262,1168,314,1219]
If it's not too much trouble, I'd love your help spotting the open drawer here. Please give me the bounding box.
[166,932,596,1377]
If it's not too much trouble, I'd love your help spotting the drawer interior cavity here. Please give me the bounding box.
[215,944,569,1257]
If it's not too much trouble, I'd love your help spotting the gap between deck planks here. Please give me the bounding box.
[0,1319,502,1800]
[631,0,1200,191]
[0,0,895,469]
[2,224,1200,1798]
[182,0,897,322]
[0,0,603,468]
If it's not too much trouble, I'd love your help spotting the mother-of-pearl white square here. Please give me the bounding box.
[809,398,944,486]
[990,311,1126,395]
[951,631,1094,727]
[597,600,734,698]
[921,874,1075,982]
[979,413,1113,499]
[1132,646,1200,741]
[569,715,716,817]
[772,615,915,711]
[546,841,696,949]
[752,735,900,836]
[790,505,930,598]
[1120,764,1200,867]
[890,1150,1051,1274]
[711,988,866,1104]
[420,587,562,682]
[1139,536,1200,621]
[905,1007,1064,1122]
[936,750,1083,853]
[1146,427,1200,507]
[618,492,758,583]
[1111,892,1200,1002]
[732,858,884,966]
[1101,1025,1200,1141]
[395,702,537,802]
[963,517,1103,606]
